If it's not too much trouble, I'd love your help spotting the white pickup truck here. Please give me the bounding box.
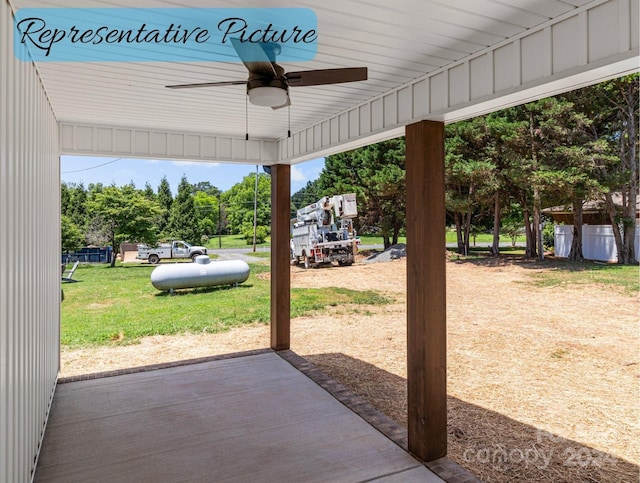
[137,240,208,264]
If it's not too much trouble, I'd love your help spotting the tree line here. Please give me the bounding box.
[62,75,637,265]
[61,173,271,266]
[293,75,638,264]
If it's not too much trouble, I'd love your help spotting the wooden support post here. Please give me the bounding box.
[405,120,447,461]
[270,164,291,351]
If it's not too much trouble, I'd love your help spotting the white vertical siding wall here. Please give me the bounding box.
[0,1,60,482]
[554,224,640,262]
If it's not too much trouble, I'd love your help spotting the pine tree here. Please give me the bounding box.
[319,139,406,249]
[291,179,321,217]
[167,176,200,244]
[143,182,156,201]
[69,183,89,229]
[157,176,173,235]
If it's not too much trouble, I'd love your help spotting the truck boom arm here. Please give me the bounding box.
[295,193,357,224]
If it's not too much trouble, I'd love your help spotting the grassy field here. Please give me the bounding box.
[205,235,270,249]
[336,232,524,245]
[448,246,528,256]
[62,253,636,348]
[203,232,525,249]
[525,261,639,293]
[445,231,527,244]
[357,235,407,245]
[360,232,526,245]
[244,251,271,258]
[446,250,638,292]
[61,261,389,347]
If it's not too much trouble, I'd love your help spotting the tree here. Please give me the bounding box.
[317,151,365,231]
[143,182,156,201]
[87,185,162,266]
[569,75,639,264]
[365,145,406,248]
[191,181,221,198]
[221,173,271,236]
[157,176,173,235]
[291,179,321,217]
[445,117,499,255]
[610,75,639,264]
[319,139,406,249]
[87,182,104,197]
[61,214,84,252]
[483,113,516,256]
[552,141,609,261]
[65,182,89,229]
[193,190,220,237]
[501,97,595,259]
[167,176,201,244]
[60,182,71,218]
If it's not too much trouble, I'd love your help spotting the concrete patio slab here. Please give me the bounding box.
[35,351,442,482]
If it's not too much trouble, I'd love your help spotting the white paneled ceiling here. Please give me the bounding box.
[12,0,597,141]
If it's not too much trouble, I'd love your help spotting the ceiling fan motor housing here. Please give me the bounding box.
[247,76,288,107]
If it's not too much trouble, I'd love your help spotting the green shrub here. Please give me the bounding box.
[242,224,269,244]
[543,223,555,248]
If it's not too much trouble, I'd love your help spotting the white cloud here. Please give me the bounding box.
[290,165,306,182]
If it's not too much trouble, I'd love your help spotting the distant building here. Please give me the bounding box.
[543,193,639,262]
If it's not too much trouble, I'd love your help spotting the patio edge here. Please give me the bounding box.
[277,349,482,483]
[57,348,274,383]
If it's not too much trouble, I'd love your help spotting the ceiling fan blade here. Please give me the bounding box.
[166,80,246,89]
[286,67,367,87]
[271,92,291,110]
[230,38,277,77]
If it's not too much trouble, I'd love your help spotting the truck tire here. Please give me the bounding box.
[191,252,202,262]
[148,254,160,264]
[303,253,311,269]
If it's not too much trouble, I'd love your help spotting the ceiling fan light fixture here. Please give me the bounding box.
[248,86,288,107]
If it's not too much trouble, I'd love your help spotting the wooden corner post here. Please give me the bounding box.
[270,164,291,351]
[405,120,447,461]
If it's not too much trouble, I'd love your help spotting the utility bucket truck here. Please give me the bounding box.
[291,193,359,268]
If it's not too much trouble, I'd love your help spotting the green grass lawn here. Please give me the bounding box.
[204,232,525,249]
[446,246,638,292]
[358,232,526,245]
[357,235,407,245]
[61,261,389,347]
[446,246,528,257]
[445,231,527,244]
[525,261,639,293]
[206,235,270,249]
[244,251,271,259]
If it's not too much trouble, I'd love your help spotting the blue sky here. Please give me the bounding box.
[60,155,325,194]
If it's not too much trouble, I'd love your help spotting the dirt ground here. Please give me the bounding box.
[60,257,640,482]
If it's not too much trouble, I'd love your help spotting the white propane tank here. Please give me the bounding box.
[150,255,250,291]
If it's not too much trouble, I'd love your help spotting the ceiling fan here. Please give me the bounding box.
[166,38,367,109]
